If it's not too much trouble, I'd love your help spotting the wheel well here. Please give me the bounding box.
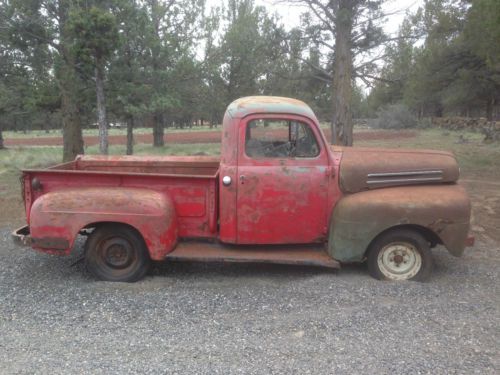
[365,224,442,257]
[80,221,147,246]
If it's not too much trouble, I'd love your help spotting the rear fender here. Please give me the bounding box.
[328,184,471,262]
[29,187,178,260]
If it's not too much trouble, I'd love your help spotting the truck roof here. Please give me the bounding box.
[226,96,317,120]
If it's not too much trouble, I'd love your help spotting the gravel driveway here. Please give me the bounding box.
[1,228,498,374]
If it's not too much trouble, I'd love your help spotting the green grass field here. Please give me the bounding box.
[3,125,221,139]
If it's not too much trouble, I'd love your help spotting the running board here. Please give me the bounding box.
[165,241,340,269]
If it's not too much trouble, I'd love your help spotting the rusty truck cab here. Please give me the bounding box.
[218,96,342,245]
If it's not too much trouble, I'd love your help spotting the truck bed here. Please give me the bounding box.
[22,155,220,238]
[54,155,220,176]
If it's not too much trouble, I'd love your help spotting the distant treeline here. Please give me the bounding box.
[367,0,500,121]
[0,0,498,153]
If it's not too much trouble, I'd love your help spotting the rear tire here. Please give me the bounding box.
[85,224,150,282]
[367,229,433,282]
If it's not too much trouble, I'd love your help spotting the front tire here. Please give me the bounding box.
[85,224,150,282]
[367,229,433,281]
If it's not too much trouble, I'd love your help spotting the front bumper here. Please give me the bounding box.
[12,225,32,247]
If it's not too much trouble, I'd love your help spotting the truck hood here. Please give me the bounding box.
[336,146,459,194]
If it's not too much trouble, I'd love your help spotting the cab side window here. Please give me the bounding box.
[245,119,319,158]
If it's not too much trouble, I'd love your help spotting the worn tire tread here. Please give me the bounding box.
[84,224,150,282]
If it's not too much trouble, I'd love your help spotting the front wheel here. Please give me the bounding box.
[367,229,433,282]
[85,224,150,282]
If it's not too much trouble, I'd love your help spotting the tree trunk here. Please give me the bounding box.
[331,0,354,146]
[153,113,164,147]
[0,124,4,149]
[150,0,164,148]
[58,1,84,162]
[61,96,84,161]
[60,63,84,162]
[95,64,108,154]
[126,116,134,155]
[486,96,494,121]
[43,113,50,133]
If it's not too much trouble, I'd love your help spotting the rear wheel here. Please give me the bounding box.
[367,229,433,281]
[85,224,150,282]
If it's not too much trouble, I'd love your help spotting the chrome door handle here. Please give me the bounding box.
[222,176,232,186]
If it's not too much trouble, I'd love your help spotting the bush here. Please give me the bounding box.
[373,104,418,129]
[482,125,500,143]
[417,117,432,129]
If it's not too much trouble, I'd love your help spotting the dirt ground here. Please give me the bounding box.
[4,129,417,147]
[0,227,498,374]
[462,178,500,243]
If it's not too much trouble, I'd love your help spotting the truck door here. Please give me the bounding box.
[236,115,329,244]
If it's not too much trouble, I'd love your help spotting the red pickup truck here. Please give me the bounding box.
[13,96,473,282]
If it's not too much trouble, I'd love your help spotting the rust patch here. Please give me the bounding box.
[465,234,475,247]
[427,218,454,234]
[338,146,459,193]
[328,184,471,262]
[32,237,69,250]
[167,241,340,269]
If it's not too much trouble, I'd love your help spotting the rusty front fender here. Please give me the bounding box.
[29,187,178,260]
[328,184,471,262]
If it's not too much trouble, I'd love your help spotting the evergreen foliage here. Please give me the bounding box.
[367,0,500,120]
[0,0,498,154]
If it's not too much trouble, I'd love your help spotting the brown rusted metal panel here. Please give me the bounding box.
[337,146,460,193]
[32,237,69,250]
[74,155,220,176]
[328,184,471,262]
[166,241,340,269]
[465,234,475,247]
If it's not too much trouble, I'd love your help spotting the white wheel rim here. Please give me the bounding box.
[377,242,422,280]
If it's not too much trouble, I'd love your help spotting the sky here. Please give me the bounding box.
[255,0,423,35]
[209,0,424,36]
